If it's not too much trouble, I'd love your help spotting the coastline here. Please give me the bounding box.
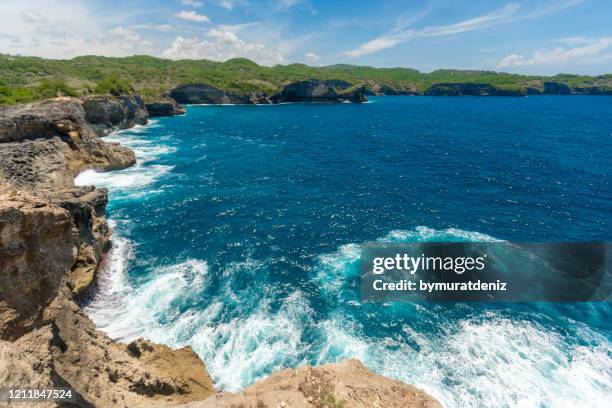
[0,95,442,407]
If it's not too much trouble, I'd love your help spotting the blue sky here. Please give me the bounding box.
[1,0,611,74]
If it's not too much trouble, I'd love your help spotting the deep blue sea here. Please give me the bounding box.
[77,96,612,407]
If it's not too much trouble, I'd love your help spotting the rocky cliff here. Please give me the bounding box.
[0,96,215,407]
[146,97,186,117]
[168,84,270,105]
[271,80,367,103]
[168,80,367,105]
[0,95,440,408]
[368,80,612,96]
[424,83,524,96]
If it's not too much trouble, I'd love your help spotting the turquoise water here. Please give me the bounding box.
[77,96,612,407]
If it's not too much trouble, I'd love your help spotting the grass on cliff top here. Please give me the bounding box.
[1,54,611,105]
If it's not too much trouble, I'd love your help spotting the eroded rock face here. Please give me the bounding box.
[0,189,75,340]
[146,97,186,117]
[83,95,148,136]
[425,83,525,96]
[0,95,216,407]
[177,359,441,408]
[543,81,572,95]
[271,80,367,103]
[0,97,138,192]
[169,84,250,105]
[168,80,368,105]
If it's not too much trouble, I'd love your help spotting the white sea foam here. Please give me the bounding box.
[89,252,313,391]
[75,165,173,191]
[86,257,210,341]
[87,219,612,407]
[310,227,612,407]
[189,291,312,391]
[74,120,175,195]
[312,312,612,408]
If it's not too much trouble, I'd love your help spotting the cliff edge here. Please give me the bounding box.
[0,96,215,407]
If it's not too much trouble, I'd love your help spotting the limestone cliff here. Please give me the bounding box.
[271,80,367,103]
[424,83,524,96]
[0,96,215,407]
[146,97,187,117]
[167,80,367,105]
[168,84,255,105]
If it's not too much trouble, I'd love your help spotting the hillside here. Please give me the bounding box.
[1,54,612,105]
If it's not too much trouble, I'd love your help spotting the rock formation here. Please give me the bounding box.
[175,359,441,408]
[145,97,186,117]
[0,96,215,407]
[424,83,524,96]
[167,80,367,105]
[168,84,252,105]
[271,80,366,103]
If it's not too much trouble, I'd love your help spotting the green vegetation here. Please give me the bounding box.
[318,392,345,408]
[94,76,134,95]
[1,53,611,105]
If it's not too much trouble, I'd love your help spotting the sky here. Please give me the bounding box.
[1,0,611,75]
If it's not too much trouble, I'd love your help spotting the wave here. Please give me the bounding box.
[75,119,175,197]
[85,185,612,406]
[310,227,611,407]
[314,312,612,408]
[88,248,314,391]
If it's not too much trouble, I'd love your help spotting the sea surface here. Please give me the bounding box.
[76,96,612,407]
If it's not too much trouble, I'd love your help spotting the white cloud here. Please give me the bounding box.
[182,0,203,7]
[304,52,320,63]
[496,37,612,68]
[131,24,174,32]
[343,31,414,58]
[216,22,260,32]
[176,10,210,23]
[20,10,47,24]
[110,26,141,43]
[343,1,582,58]
[161,27,286,65]
[0,0,154,58]
[421,4,519,37]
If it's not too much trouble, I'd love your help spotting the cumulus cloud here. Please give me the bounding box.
[161,27,286,65]
[304,52,320,63]
[496,37,612,68]
[176,10,210,23]
[0,0,154,58]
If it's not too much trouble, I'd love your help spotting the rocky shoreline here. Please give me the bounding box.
[168,79,367,105]
[0,94,441,407]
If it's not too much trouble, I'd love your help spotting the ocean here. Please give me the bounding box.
[76,96,612,407]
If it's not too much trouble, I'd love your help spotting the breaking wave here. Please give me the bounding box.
[75,120,175,198]
[87,224,612,407]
